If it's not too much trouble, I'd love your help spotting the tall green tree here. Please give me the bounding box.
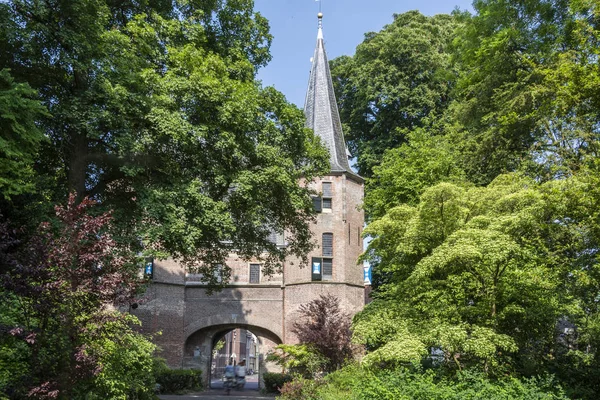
[450,0,600,184]
[330,11,461,177]
[358,172,600,389]
[364,125,466,221]
[0,0,329,279]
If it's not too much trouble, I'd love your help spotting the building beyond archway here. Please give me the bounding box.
[133,13,366,387]
[183,325,281,389]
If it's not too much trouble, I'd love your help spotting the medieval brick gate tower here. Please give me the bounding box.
[134,13,365,388]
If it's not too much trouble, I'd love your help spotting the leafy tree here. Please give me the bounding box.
[0,196,156,399]
[364,126,466,221]
[358,173,600,379]
[330,11,461,176]
[0,0,329,281]
[450,0,600,184]
[292,294,354,373]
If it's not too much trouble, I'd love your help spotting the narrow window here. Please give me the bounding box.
[322,182,332,211]
[214,264,223,283]
[322,258,333,281]
[312,257,322,281]
[322,233,333,256]
[249,264,260,284]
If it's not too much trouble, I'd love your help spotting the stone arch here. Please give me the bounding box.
[183,323,282,389]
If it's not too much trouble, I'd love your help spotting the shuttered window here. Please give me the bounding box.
[322,182,332,197]
[249,264,260,284]
[312,183,333,213]
[322,233,333,256]
[321,182,333,211]
[267,230,285,246]
[322,258,332,281]
[312,196,322,212]
[322,182,332,211]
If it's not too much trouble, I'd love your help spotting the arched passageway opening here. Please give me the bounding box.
[210,328,259,389]
[184,324,282,390]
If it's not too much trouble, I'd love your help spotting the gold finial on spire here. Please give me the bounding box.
[318,12,323,19]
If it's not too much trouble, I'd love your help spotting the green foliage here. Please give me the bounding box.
[1,198,157,398]
[77,314,159,399]
[263,372,293,394]
[0,68,47,199]
[449,0,600,184]
[330,11,461,176]
[0,292,31,399]
[359,173,600,380]
[278,377,324,400]
[155,368,203,394]
[0,0,329,282]
[297,365,567,400]
[335,0,600,397]
[364,128,466,220]
[266,344,327,378]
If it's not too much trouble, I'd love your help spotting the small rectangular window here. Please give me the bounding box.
[322,198,332,210]
[249,264,260,284]
[322,233,333,256]
[322,258,333,281]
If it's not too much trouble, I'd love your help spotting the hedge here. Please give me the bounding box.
[155,369,203,394]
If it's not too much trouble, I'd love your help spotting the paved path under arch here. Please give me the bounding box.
[158,391,275,399]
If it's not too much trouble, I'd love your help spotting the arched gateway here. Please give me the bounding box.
[133,13,366,388]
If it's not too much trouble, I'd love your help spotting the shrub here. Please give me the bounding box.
[292,294,354,372]
[263,372,293,394]
[155,369,203,394]
[279,377,323,400]
[266,344,327,378]
[281,365,569,400]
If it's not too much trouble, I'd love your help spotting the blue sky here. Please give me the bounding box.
[254,0,475,107]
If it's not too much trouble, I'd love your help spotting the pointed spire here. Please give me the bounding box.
[304,13,358,177]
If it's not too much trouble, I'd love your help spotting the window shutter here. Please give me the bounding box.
[322,233,333,256]
[322,182,332,197]
[249,264,260,283]
[312,196,322,212]
[276,231,285,245]
[322,258,332,280]
[267,230,285,246]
